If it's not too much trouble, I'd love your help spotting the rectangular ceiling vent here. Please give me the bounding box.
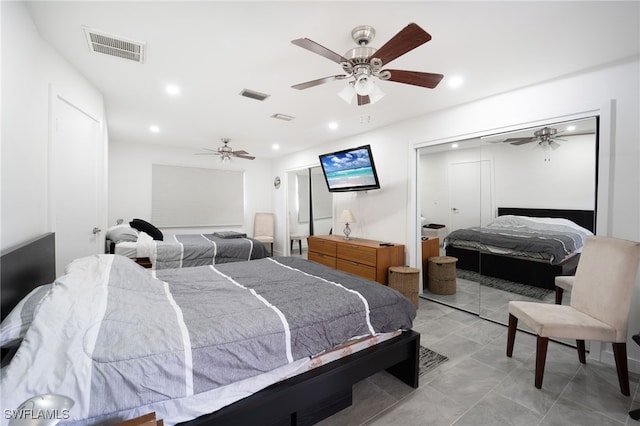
[83,27,145,63]
[240,89,270,101]
[271,113,295,121]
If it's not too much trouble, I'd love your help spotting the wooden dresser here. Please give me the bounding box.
[307,235,404,285]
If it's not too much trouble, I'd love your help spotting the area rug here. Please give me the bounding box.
[456,269,553,300]
[418,346,448,377]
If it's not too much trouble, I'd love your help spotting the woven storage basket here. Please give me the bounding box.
[388,266,420,308]
[428,256,457,295]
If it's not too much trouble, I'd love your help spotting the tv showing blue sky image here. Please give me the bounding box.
[319,145,380,192]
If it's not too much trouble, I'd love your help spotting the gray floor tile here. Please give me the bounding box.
[453,392,542,426]
[539,396,625,426]
[319,298,637,426]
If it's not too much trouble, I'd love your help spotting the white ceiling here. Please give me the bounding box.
[25,1,640,159]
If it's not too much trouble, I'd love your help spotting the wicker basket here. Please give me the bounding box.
[388,266,420,308]
[428,256,457,295]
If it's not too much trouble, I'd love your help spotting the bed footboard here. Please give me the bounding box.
[181,330,420,426]
[446,245,579,290]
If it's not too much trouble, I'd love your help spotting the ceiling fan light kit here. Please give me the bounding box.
[291,23,444,106]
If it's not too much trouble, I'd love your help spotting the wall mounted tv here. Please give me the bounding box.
[318,144,381,192]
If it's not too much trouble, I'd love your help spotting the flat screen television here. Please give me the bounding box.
[318,144,381,192]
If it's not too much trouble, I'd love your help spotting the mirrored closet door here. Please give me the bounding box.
[418,116,598,325]
[286,166,333,256]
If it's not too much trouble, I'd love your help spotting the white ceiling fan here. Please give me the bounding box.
[196,138,255,162]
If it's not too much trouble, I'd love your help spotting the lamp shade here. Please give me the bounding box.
[339,209,357,224]
[338,83,356,104]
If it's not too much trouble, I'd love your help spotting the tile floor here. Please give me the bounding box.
[318,297,640,426]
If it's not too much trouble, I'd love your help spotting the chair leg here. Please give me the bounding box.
[576,340,586,364]
[535,336,549,389]
[507,313,517,357]
[270,243,273,257]
[555,286,564,305]
[612,342,630,396]
[290,240,293,252]
[298,239,302,255]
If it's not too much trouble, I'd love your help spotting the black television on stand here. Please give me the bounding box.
[318,144,381,192]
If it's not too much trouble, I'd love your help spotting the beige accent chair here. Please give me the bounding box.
[554,275,575,304]
[507,236,640,395]
[288,212,308,255]
[253,212,275,256]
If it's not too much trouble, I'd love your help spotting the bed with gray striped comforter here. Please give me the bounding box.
[0,254,415,426]
[444,215,592,264]
[153,233,270,269]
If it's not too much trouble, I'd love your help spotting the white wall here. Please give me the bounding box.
[108,141,274,240]
[273,59,640,369]
[1,1,106,251]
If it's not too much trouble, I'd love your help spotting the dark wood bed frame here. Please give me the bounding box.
[445,207,596,290]
[0,233,420,426]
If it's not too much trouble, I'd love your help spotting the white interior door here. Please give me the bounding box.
[449,160,493,231]
[51,93,103,275]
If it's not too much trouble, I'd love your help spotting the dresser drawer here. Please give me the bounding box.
[308,237,337,257]
[337,243,377,267]
[337,258,377,282]
[308,251,337,269]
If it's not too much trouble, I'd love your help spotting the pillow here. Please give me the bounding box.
[130,219,163,241]
[106,225,139,243]
[0,284,52,347]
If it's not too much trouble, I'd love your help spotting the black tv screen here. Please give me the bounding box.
[318,145,381,192]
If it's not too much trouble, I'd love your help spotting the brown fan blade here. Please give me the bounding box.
[195,152,219,155]
[505,138,536,146]
[371,23,432,66]
[234,154,255,160]
[292,75,347,90]
[232,150,249,155]
[357,94,370,106]
[384,70,444,88]
[291,38,348,64]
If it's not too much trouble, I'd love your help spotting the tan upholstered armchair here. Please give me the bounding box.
[507,236,640,395]
[253,212,275,256]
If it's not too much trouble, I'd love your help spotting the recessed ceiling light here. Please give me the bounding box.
[272,144,280,150]
[149,125,160,133]
[566,125,576,132]
[328,121,338,130]
[447,76,464,88]
[166,85,180,95]
[451,143,459,149]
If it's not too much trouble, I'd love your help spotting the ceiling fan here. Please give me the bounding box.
[503,126,595,147]
[291,23,444,106]
[503,126,595,161]
[196,138,255,162]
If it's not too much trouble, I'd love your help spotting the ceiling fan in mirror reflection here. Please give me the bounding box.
[502,126,596,162]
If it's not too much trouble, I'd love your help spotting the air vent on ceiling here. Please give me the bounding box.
[83,26,145,63]
[240,89,270,101]
[271,113,295,121]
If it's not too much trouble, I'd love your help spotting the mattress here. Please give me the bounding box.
[0,254,415,425]
[110,232,270,268]
[444,215,593,265]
